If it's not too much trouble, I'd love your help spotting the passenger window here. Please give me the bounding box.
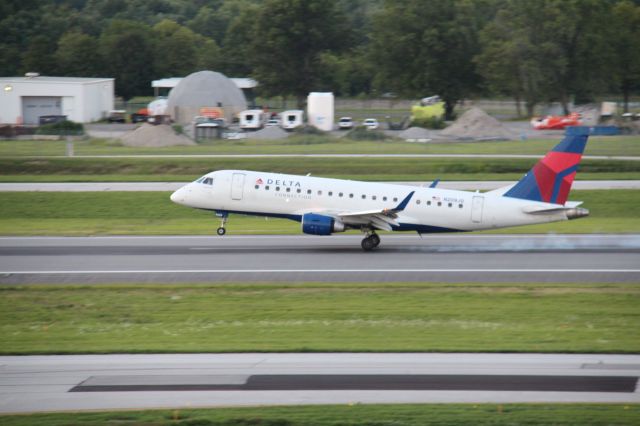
[339,192,343,197]
[416,200,421,205]
[286,187,291,193]
[265,185,270,190]
[307,189,312,194]
[427,201,431,206]
[393,197,398,202]
[437,202,442,206]
[361,194,366,199]
[318,190,322,195]
[448,203,452,208]
[297,188,301,193]
[328,191,333,196]
[383,196,387,201]
[255,185,259,189]
[458,204,463,208]
[372,195,377,200]
[276,186,280,191]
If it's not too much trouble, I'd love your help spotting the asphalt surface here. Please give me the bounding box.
[2,180,638,192]
[1,234,638,284]
[2,353,639,413]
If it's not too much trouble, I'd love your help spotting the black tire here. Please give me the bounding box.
[361,236,375,251]
[216,227,226,236]
[370,234,381,247]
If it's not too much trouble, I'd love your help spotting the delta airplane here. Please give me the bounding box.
[170,128,590,250]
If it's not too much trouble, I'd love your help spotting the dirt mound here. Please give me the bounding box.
[398,127,434,140]
[440,108,516,140]
[250,126,290,140]
[121,124,195,147]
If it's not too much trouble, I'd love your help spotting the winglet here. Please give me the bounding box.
[429,179,440,188]
[394,191,415,212]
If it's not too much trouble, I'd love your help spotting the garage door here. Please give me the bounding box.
[22,96,62,124]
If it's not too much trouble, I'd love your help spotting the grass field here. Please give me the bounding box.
[2,283,639,354]
[2,404,639,426]
[1,134,640,156]
[0,157,638,182]
[0,190,638,235]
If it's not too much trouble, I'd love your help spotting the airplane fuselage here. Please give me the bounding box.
[170,170,582,234]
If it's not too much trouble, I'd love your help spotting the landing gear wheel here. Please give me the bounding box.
[370,233,380,248]
[216,227,226,236]
[361,236,375,251]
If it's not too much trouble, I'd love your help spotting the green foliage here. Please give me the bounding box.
[0,0,638,106]
[249,0,351,105]
[346,126,388,140]
[35,120,84,135]
[100,20,156,99]
[55,31,103,77]
[371,0,482,119]
[172,124,184,135]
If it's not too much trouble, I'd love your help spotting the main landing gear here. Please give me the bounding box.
[216,211,228,236]
[361,230,381,251]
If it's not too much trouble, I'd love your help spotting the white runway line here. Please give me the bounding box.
[3,269,640,274]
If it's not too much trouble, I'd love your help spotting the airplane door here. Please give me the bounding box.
[231,173,245,200]
[471,196,484,223]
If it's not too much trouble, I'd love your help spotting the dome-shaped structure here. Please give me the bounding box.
[167,70,247,124]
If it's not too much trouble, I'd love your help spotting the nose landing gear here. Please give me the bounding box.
[216,211,228,236]
[361,229,381,251]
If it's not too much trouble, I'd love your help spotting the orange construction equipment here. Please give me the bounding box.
[531,112,582,130]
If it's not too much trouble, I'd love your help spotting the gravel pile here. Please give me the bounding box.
[250,126,290,140]
[440,107,516,140]
[398,126,434,141]
[121,124,195,147]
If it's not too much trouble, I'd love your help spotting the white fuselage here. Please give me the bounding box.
[171,170,575,233]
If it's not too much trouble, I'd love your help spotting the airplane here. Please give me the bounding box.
[170,128,590,250]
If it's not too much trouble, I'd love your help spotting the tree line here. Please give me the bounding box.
[1,0,638,117]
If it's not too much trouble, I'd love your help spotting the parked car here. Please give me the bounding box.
[107,110,126,123]
[338,117,354,130]
[363,118,379,130]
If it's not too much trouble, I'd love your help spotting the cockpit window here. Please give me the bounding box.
[195,176,214,185]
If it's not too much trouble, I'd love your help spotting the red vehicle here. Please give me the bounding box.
[531,112,582,130]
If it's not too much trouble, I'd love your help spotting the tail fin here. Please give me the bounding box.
[504,127,589,205]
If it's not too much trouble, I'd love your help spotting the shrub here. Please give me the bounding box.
[36,120,84,135]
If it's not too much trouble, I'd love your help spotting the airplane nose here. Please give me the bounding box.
[170,188,184,205]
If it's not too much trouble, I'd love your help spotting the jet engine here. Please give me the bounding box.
[301,213,345,235]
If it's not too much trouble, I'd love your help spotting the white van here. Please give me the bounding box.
[281,110,304,130]
[239,110,265,130]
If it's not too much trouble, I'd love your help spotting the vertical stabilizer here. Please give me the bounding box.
[504,127,589,205]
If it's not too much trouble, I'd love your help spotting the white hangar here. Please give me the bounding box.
[0,75,115,125]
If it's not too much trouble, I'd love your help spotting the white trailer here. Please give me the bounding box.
[239,109,265,130]
[307,92,334,132]
[281,110,304,130]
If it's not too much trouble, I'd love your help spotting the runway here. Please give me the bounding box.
[1,234,639,284]
[1,353,639,413]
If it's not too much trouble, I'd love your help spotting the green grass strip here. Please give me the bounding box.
[0,190,638,235]
[1,404,640,426]
[2,134,640,156]
[0,157,638,182]
[1,283,639,354]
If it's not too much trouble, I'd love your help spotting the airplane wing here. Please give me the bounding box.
[336,191,415,231]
